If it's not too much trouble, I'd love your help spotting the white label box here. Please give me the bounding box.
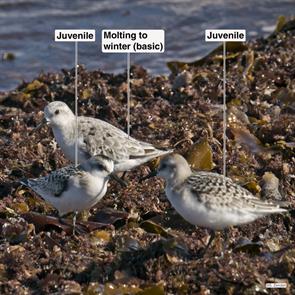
[55,30,96,42]
[205,29,246,42]
[102,30,165,53]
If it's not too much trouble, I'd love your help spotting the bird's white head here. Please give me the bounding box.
[82,154,114,178]
[157,154,191,185]
[44,101,75,127]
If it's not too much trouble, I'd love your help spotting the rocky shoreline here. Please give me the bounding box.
[0,18,294,294]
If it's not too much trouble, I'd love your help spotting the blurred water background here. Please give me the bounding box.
[0,0,294,91]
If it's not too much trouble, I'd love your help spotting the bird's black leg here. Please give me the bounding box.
[205,230,216,251]
[58,213,84,236]
[110,172,129,187]
[121,171,127,179]
[59,215,70,226]
[72,211,78,236]
[110,173,128,187]
[198,230,216,258]
[222,227,230,253]
[223,228,229,244]
[139,170,157,182]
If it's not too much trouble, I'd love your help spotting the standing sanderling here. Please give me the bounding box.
[21,155,117,233]
[157,154,288,250]
[37,101,172,172]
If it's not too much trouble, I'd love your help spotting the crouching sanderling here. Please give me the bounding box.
[21,155,118,233]
[157,154,288,251]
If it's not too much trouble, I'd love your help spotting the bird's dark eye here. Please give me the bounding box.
[55,109,60,115]
[160,163,167,170]
[96,163,105,170]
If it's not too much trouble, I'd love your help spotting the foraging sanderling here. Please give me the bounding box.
[21,155,117,231]
[38,101,172,172]
[157,154,288,248]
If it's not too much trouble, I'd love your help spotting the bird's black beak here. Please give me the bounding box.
[30,117,48,134]
[110,173,128,187]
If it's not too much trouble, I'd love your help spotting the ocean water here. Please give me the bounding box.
[0,0,294,91]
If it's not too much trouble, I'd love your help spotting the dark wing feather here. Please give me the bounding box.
[25,165,79,197]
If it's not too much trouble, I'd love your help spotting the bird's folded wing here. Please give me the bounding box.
[187,173,287,213]
[187,173,254,206]
[78,116,164,161]
[44,166,78,197]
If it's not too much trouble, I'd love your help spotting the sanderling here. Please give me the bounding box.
[21,155,117,233]
[157,154,288,249]
[37,101,172,172]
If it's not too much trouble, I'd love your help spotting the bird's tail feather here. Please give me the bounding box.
[248,200,288,214]
[20,179,29,187]
[129,148,173,160]
[20,178,36,189]
[144,148,173,158]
